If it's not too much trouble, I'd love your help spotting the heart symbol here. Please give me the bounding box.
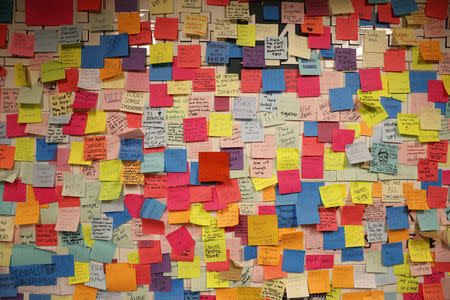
[307,27,313,32]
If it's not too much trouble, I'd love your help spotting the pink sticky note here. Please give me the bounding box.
[165,225,196,255]
[72,91,98,110]
[305,254,334,270]
[49,148,71,171]
[167,164,190,187]
[150,84,173,107]
[318,121,339,143]
[443,170,450,185]
[214,96,229,111]
[6,114,28,137]
[9,32,35,57]
[203,187,226,211]
[55,207,81,232]
[258,206,276,215]
[33,187,58,205]
[301,156,323,179]
[172,57,196,81]
[297,75,320,97]
[126,70,150,92]
[277,170,301,194]
[359,68,382,91]
[428,80,449,102]
[3,180,27,202]
[124,194,145,218]
[167,187,190,211]
[332,129,355,152]
[183,117,208,142]
[308,26,331,49]
[62,112,88,135]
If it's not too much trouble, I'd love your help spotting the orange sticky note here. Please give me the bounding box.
[419,40,443,61]
[388,228,410,243]
[168,210,190,224]
[301,16,323,34]
[258,245,281,266]
[216,288,238,300]
[100,58,123,81]
[360,121,373,136]
[14,186,40,225]
[372,182,382,198]
[105,263,138,292]
[217,202,239,227]
[263,254,287,280]
[262,185,276,202]
[117,12,141,35]
[74,284,97,300]
[280,231,304,250]
[332,265,354,288]
[0,145,15,169]
[278,227,297,240]
[308,270,331,294]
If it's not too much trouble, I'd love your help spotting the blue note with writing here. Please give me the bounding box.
[164,149,187,173]
[140,198,166,220]
[323,226,346,250]
[206,42,230,64]
[342,247,364,262]
[119,139,143,161]
[52,255,75,277]
[100,33,129,58]
[381,242,403,266]
[380,97,402,119]
[36,138,57,161]
[155,278,184,300]
[10,264,57,286]
[276,205,298,228]
[320,44,335,58]
[184,290,200,300]
[30,294,51,300]
[0,273,17,297]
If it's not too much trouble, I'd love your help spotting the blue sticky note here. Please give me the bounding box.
[52,255,74,277]
[140,198,166,220]
[359,18,373,27]
[184,290,200,300]
[119,139,143,161]
[262,69,286,92]
[329,87,354,111]
[164,149,187,173]
[68,245,91,262]
[304,121,318,137]
[10,264,57,286]
[36,138,57,161]
[345,72,361,95]
[446,102,450,118]
[298,53,321,76]
[0,273,17,297]
[275,187,298,206]
[89,240,117,263]
[323,227,346,250]
[155,279,184,300]
[206,42,230,64]
[381,242,403,266]
[276,205,298,228]
[244,246,257,260]
[296,196,320,225]
[100,33,129,58]
[342,247,364,262]
[409,71,437,93]
[320,44,335,58]
[380,97,402,119]
[106,206,132,229]
[299,182,324,205]
[141,152,164,173]
[264,6,279,20]
[0,0,13,23]
[229,44,243,58]
[282,249,305,273]
[421,169,442,190]
[435,102,447,115]
[81,45,104,69]
[149,63,172,81]
[386,206,409,230]
[29,295,51,300]
[391,0,418,16]
[417,209,440,231]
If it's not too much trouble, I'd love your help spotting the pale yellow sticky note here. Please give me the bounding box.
[209,113,233,137]
[288,34,310,59]
[397,113,420,136]
[0,216,14,241]
[59,44,82,68]
[251,173,278,191]
[149,43,173,64]
[215,74,239,97]
[99,181,123,201]
[14,138,35,161]
[409,239,433,262]
[418,129,439,143]
[397,275,419,293]
[420,108,442,130]
[207,271,229,288]
[350,182,372,204]
[182,15,208,36]
[358,102,388,128]
[150,0,173,14]
[0,243,12,266]
[178,256,201,278]
[214,19,237,39]
[324,148,346,171]
[237,24,256,47]
[388,71,410,94]
[346,123,361,138]
[100,159,123,182]
[50,92,74,116]
[68,142,92,165]
[276,148,299,171]
[167,80,192,95]
[189,203,211,226]
[319,185,345,207]
[344,225,365,247]
[68,262,90,284]
[85,111,106,134]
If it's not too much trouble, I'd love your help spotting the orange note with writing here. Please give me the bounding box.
[332,265,354,288]
[100,58,123,81]
[0,145,15,169]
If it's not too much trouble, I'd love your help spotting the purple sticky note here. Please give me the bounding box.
[115,0,138,12]
[221,147,244,170]
[123,48,146,71]
[149,273,172,292]
[2,295,23,300]
[151,253,172,273]
[317,122,340,143]
[243,45,266,68]
[335,48,357,72]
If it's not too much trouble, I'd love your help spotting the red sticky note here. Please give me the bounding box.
[6,114,28,138]
[129,21,153,45]
[426,186,448,208]
[215,179,241,206]
[142,219,165,235]
[207,0,230,5]
[154,17,179,41]
[308,26,331,49]
[206,250,230,271]
[26,0,73,26]
[3,180,27,202]
[297,76,320,97]
[167,187,190,211]
[301,156,324,179]
[418,159,439,182]
[62,112,88,136]
[284,69,299,93]
[33,187,58,205]
[340,205,365,225]
[203,187,227,211]
[443,170,450,185]
[336,16,358,41]
[241,69,262,93]
[183,117,208,142]
[351,0,372,20]
[144,175,167,198]
[198,152,230,182]
[377,3,400,24]
[35,224,58,246]
[77,0,101,11]
[428,80,449,102]
[58,68,79,93]
[126,113,143,128]
[259,206,276,215]
[193,69,216,92]
[317,207,338,231]
[302,136,325,156]
[0,25,7,48]
[173,57,196,81]
[383,50,406,72]
[359,68,382,91]
[72,91,98,110]
[189,185,213,203]
[124,194,145,218]
[305,254,334,270]
[214,96,229,111]
[9,32,35,57]
[318,121,339,143]
[177,45,201,69]
[171,246,195,262]
[56,185,80,207]
[167,164,190,187]
[427,141,448,162]
[165,226,196,256]
[149,84,173,107]
[305,0,329,16]
[134,264,152,285]
[277,170,301,194]
[139,241,163,264]
[425,0,448,20]
[332,129,355,152]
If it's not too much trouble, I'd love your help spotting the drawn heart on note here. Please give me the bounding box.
[307,27,313,32]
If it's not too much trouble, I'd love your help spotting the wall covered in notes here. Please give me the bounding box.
[0,0,449,299]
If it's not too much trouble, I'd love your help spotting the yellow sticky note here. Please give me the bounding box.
[344,225,365,247]
[397,275,419,293]
[14,138,35,161]
[189,203,211,226]
[68,142,92,165]
[204,239,227,262]
[215,74,240,97]
[409,239,433,262]
[397,113,420,136]
[17,104,42,123]
[150,0,173,14]
[358,102,389,128]
[418,129,440,143]
[85,111,106,134]
[276,148,299,171]
[324,148,346,171]
[68,262,90,284]
[149,43,173,64]
[50,92,74,117]
[442,75,450,94]
[388,71,410,94]
[247,215,278,246]
[346,123,360,138]
[251,173,278,191]
[327,289,342,300]
[127,251,140,264]
[350,182,373,204]
[99,181,123,201]
[237,24,256,47]
[393,255,411,276]
[207,271,229,288]
[0,243,12,266]
[209,113,233,137]
[41,60,66,83]
[412,47,433,70]
[178,256,201,278]
[100,159,123,182]
[182,14,208,36]
[59,44,82,68]
[82,225,95,248]
[167,80,192,95]
[14,62,29,86]
[319,185,345,208]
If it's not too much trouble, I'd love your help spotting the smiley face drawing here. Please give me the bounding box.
[377,149,389,165]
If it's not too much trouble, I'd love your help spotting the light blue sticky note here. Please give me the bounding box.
[342,247,364,262]
[417,208,440,231]
[140,198,166,220]
[206,42,230,64]
[296,196,320,225]
[384,291,398,300]
[141,152,164,173]
[105,206,132,229]
[320,44,335,58]
[11,244,54,266]
[275,187,298,206]
[345,72,361,95]
[386,206,409,230]
[381,242,403,266]
[304,121,318,137]
[244,246,257,260]
[282,249,305,273]
[164,149,187,173]
[241,119,264,142]
[380,97,402,119]
[329,87,354,111]
[36,138,57,161]
[298,52,321,76]
[89,240,117,263]
[30,294,52,300]
[262,69,286,92]
[68,245,91,263]
[0,273,17,298]
[229,44,243,58]
[149,63,172,81]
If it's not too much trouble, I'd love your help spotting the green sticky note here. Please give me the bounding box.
[41,60,66,82]
[89,240,116,263]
